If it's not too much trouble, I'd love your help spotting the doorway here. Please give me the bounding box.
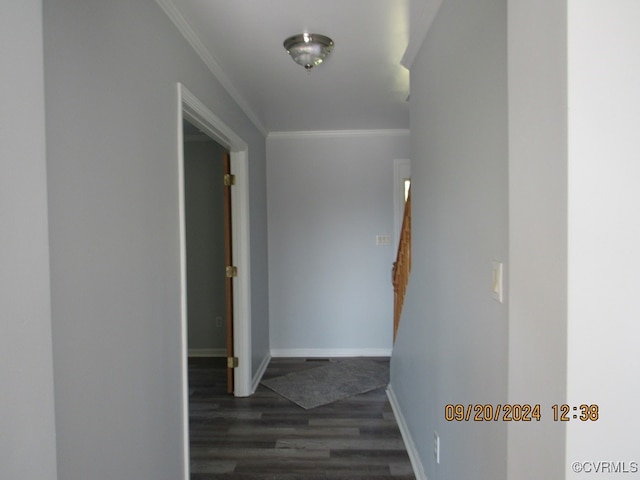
[177,83,252,479]
[183,121,234,391]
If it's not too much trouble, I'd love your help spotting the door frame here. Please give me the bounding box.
[393,158,411,252]
[177,83,253,477]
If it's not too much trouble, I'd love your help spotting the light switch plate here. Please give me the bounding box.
[492,261,503,303]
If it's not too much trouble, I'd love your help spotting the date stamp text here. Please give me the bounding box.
[444,404,600,422]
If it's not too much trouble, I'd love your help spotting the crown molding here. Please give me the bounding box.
[156,0,268,137]
[268,129,410,140]
[401,0,444,70]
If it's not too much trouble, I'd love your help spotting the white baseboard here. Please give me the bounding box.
[188,348,226,358]
[251,353,271,393]
[270,348,392,358]
[386,385,428,480]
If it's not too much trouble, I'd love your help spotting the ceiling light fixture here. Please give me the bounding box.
[283,33,334,72]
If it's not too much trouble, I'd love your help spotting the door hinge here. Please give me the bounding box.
[227,356,239,368]
[225,265,238,278]
[223,174,236,186]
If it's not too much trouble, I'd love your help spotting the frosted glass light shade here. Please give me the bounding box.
[283,33,334,71]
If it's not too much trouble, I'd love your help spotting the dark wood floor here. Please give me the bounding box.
[188,357,415,480]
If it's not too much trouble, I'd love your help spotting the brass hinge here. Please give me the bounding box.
[227,356,239,368]
[225,265,238,278]
[223,174,236,186]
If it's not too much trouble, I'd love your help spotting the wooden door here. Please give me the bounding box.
[223,152,234,393]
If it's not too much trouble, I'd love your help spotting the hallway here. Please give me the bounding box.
[188,358,415,479]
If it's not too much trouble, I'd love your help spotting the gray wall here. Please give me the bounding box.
[184,137,227,352]
[267,133,409,355]
[0,1,58,479]
[507,0,567,477]
[390,0,509,479]
[43,0,268,478]
[394,2,640,478]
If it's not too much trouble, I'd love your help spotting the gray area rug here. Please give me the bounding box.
[261,358,389,409]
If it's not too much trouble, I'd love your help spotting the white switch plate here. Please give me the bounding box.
[492,261,503,303]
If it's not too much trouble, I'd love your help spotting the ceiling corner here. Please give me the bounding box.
[155,0,268,137]
[401,0,444,70]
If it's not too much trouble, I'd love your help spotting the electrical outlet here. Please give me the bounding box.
[215,316,223,327]
[434,431,440,464]
[376,235,391,246]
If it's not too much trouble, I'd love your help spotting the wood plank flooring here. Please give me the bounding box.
[188,357,415,480]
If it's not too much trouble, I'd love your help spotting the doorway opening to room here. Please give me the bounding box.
[182,120,235,392]
[178,83,253,479]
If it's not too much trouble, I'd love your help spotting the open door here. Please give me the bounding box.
[223,151,235,393]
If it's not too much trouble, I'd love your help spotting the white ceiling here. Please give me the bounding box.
[163,0,411,133]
